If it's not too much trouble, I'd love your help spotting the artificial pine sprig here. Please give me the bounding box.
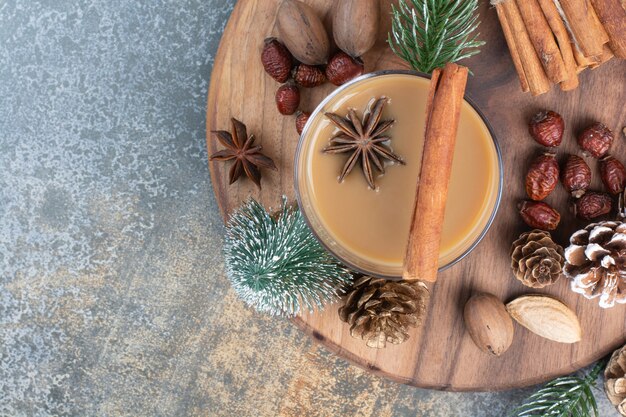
[509,360,607,417]
[224,198,352,317]
[389,0,485,74]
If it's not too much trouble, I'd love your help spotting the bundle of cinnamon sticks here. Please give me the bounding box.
[493,0,626,96]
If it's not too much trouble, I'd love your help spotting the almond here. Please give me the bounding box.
[463,293,514,356]
[506,294,582,344]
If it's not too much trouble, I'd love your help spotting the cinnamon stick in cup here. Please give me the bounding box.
[403,63,468,283]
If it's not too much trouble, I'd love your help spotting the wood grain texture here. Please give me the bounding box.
[206,0,626,390]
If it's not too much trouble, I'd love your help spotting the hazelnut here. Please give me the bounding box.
[519,201,561,231]
[574,191,613,220]
[293,64,326,88]
[561,155,591,198]
[577,122,614,158]
[325,52,364,86]
[261,38,293,83]
[529,111,564,147]
[525,152,559,201]
[275,83,300,115]
[295,111,310,135]
[599,155,626,195]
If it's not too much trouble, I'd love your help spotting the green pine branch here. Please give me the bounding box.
[509,361,607,417]
[224,198,352,317]
[388,0,485,74]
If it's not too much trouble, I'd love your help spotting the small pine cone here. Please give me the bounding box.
[338,276,429,349]
[510,230,564,288]
[563,221,626,308]
[605,344,626,416]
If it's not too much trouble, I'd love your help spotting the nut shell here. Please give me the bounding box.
[528,111,564,147]
[574,191,613,220]
[277,0,330,65]
[464,293,514,357]
[519,201,561,231]
[561,155,591,198]
[325,52,364,86]
[577,122,614,158]
[600,155,626,195]
[506,294,581,344]
[261,38,293,83]
[292,64,326,88]
[332,0,379,58]
[525,152,559,200]
[275,83,300,115]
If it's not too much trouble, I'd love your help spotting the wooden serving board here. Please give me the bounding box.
[206,0,626,390]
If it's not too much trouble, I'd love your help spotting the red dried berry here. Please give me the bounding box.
[561,155,591,198]
[325,51,364,86]
[525,152,559,201]
[261,38,293,83]
[293,64,326,88]
[296,111,310,135]
[577,122,614,158]
[599,155,626,195]
[519,201,561,231]
[275,83,300,115]
[528,111,564,147]
[574,191,613,220]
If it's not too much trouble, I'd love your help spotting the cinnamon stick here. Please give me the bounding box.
[590,43,615,68]
[557,0,610,57]
[536,0,579,90]
[495,3,530,92]
[515,0,568,83]
[499,0,551,96]
[403,63,468,283]
[498,0,551,96]
[572,42,597,71]
[590,0,626,58]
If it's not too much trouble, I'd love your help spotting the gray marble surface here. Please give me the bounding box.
[0,1,618,416]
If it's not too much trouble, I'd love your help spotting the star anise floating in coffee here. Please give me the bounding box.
[323,96,404,189]
[210,118,277,188]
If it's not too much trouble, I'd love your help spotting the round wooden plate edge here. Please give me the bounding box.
[290,316,616,392]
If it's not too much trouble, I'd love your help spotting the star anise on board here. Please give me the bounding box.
[323,97,404,189]
[210,118,277,188]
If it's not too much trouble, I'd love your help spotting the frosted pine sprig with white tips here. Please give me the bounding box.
[223,198,352,316]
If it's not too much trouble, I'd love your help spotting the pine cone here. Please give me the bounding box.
[338,276,429,349]
[563,221,626,308]
[605,344,626,416]
[510,230,564,288]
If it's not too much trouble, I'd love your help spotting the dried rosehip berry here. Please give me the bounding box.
[561,155,591,198]
[275,83,300,115]
[577,122,614,158]
[261,38,293,83]
[293,64,326,88]
[525,152,559,201]
[599,155,626,195]
[574,192,613,220]
[529,110,564,147]
[295,111,310,135]
[325,51,364,86]
[519,201,561,231]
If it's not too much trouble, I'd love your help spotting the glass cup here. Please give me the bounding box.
[294,70,503,279]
